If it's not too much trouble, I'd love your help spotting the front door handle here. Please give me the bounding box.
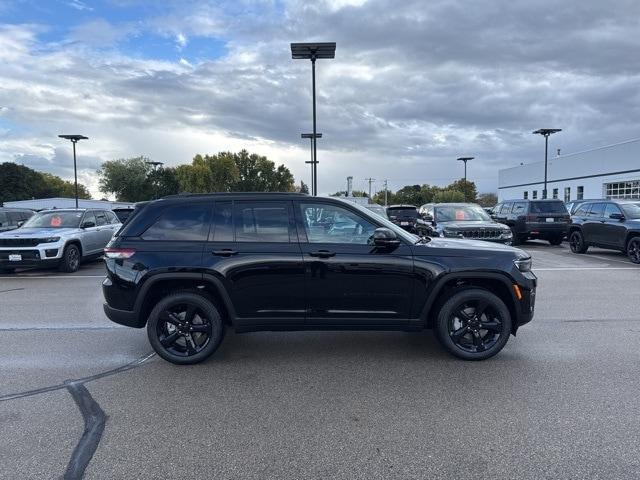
[309,250,336,258]
[212,249,238,257]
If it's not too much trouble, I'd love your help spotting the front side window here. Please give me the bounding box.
[23,211,84,229]
[300,203,377,245]
[604,203,622,218]
[588,203,605,217]
[142,204,210,241]
[235,202,291,243]
[512,202,527,214]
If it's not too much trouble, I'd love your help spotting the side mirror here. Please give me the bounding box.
[609,213,625,221]
[372,227,401,248]
[82,221,96,228]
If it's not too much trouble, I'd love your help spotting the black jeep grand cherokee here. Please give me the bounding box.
[103,193,536,364]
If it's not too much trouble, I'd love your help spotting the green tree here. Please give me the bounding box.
[477,192,498,207]
[98,157,152,202]
[148,167,180,198]
[433,189,466,203]
[0,162,91,204]
[232,150,294,192]
[448,179,477,203]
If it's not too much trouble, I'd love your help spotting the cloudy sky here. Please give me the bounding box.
[1,0,639,198]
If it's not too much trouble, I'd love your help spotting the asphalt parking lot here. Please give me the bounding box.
[1,243,639,479]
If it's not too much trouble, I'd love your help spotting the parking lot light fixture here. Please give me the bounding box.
[58,134,89,209]
[457,157,474,201]
[532,128,562,199]
[301,133,322,193]
[291,42,336,196]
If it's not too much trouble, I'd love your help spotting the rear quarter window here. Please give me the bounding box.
[141,204,211,241]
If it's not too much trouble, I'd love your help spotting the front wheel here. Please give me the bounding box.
[434,288,512,361]
[147,292,225,365]
[59,244,81,272]
[627,237,640,264]
[569,230,588,254]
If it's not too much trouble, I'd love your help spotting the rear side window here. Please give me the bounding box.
[105,211,119,224]
[95,211,108,226]
[529,201,567,214]
[234,202,291,243]
[142,204,210,241]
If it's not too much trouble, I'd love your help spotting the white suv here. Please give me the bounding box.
[0,209,121,273]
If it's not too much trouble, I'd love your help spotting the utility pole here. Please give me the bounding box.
[383,179,388,206]
[533,128,562,199]
[365,178,375,200]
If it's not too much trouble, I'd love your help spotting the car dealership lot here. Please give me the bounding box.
[1,244,639,479]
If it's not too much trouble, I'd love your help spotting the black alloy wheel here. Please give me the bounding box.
[569,230,588,254]
[147,292,225,364]
[59,244,81,272]
[627,237,640,264]
[435,288,512,360]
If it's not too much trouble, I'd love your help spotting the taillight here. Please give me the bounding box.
[104,247,136,259]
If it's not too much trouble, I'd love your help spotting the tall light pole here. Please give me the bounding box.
[457,157,474,202]
[532,128,562,199]
[291,42,336,196]
[301,132,322,195]
[145,160,164,199]
[58,134,89,208]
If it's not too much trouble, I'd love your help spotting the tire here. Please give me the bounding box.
[434,288,512,361]
[147,291,225,365]
[59,243,81,272]
[548,235,563,246]
[569,230,588,254]
[510,228,522,246]
[627,237,640,264]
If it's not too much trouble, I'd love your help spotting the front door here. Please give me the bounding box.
[296,201,414,326]
[80,211,101,253]
[584,202,605,244]
[202,200,306,329]
[601,203,628,248]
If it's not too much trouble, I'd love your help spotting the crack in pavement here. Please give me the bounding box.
[0,352,155,479]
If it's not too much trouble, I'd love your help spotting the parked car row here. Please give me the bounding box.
[0,207,35,232]
[0,208,122,273]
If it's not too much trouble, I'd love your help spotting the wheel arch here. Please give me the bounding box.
[134,273,236,328]
[421,272,520,334]
[64,239,83,256]
[624,231,640,248]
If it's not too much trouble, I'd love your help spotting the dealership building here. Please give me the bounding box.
[498,137,640,202]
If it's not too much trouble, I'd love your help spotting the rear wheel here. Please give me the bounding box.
[147,291,225,365]
[434,288,512,361]
[59,244,81,272]
[569,230,588,254]
[627,237,640,264]
[548,235,563,246]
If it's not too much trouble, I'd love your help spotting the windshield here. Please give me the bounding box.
[387,208,418,218]
[621,203,640,218]
[22,211,83,229]
[435,205,490,222]
[529,201,568,214]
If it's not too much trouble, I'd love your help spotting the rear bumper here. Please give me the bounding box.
[523,223,568,237]
[103,303,144,328]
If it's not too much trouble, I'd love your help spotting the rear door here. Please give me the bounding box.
[584,203,605,243]
[202,200,306,328]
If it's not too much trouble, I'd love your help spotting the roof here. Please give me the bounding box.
[162,192,308,199]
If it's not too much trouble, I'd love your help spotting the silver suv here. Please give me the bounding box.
[0,209,121,273]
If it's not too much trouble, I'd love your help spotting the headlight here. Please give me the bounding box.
[40,237,61,243]
[514,256,532,272]
[501,229,513,238]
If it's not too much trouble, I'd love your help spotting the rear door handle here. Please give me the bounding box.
[212,249,238,257]
[309,250,336,258]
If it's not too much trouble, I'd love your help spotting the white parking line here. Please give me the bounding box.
[0,275,105,279]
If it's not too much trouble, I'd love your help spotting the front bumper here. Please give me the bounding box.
[0,247,62,269]
[515,272,537,328]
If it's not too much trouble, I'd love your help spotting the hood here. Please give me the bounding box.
[437,220,508,230]
[0,227,79,238]
[414,237,525,256]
